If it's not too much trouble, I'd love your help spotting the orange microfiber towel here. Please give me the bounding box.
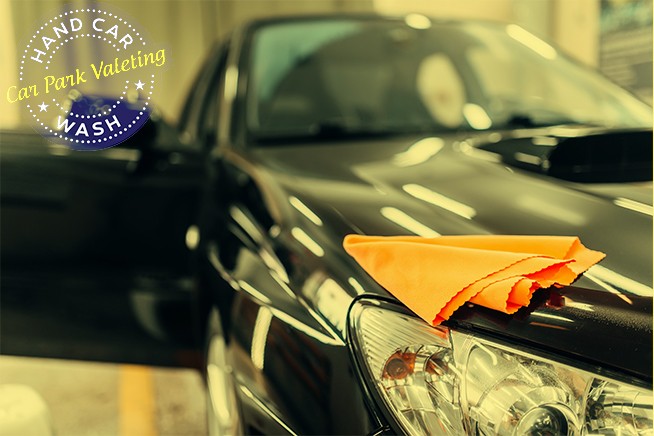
[343,235,605,326]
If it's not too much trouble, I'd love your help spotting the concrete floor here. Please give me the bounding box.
[0,356,207,436]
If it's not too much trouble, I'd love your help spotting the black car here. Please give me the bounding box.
[188,15,652,435]
[3,14,653,436]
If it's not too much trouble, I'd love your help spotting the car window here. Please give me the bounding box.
[245,19,651,141]
[178,44,225,148]
[463,24,650,129]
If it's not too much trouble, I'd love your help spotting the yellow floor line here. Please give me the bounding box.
[119,365,157,436]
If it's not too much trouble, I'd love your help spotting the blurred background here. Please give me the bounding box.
[2,0,652,130]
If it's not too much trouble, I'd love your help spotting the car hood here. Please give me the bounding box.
[247,126,652,382]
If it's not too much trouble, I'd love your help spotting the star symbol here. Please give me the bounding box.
[38,102,48,112]
[135,80,145,90]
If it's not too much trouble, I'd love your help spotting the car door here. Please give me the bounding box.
[0,94,208,367]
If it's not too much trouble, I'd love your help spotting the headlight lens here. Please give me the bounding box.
[348,299,652,435]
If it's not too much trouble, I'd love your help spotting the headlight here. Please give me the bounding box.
[348,298,652,435]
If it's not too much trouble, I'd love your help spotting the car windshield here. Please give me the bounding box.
[245,18,651,140]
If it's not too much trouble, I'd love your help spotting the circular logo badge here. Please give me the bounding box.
[10,5,166,150]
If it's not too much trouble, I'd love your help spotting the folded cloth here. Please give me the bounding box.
[343,235,605,326]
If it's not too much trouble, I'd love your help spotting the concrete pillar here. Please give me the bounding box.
[551,0,600,66]
[1,0,20,128]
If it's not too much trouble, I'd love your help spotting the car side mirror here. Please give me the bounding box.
[120,116,159,150]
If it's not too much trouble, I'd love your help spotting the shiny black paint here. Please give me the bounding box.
[0,14,650,436]
[1,121,206,365]
[199,126,652,433]
[1,122,203,271]
[195,18,652,434]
